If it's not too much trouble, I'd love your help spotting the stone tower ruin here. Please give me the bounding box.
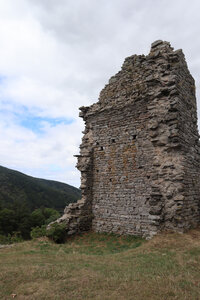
[56,40,200,238]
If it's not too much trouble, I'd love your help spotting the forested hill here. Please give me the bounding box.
[0,165,81,211]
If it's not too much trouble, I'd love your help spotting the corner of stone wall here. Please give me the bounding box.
[146,40,200,234]
[145,41,187,235]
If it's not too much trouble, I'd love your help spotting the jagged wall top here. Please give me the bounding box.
[79,40,190,120]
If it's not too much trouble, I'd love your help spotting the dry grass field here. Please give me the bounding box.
[0,229,200,300]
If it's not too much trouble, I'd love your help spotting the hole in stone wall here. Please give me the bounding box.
[132,135,137,140]
[111,139,115,143]
[109,178,112,182]
[96,142,99,145]
[145,197,150,204]
[97,169,99,173]
[162,89,170,96]
[147,175,150,179]
[100,146,104,151]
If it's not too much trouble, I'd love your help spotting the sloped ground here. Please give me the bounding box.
[0,229,200,300]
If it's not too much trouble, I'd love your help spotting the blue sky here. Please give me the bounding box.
[0,0,200,187]
[20,116,72,133]
[0,102,74,133]
[20,113,74,134]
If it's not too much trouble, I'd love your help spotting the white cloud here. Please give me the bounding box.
[0,0,200,186]
[0,115,83,186]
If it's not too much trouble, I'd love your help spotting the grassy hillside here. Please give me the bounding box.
[0,165,81,211]
[0,229,200,299]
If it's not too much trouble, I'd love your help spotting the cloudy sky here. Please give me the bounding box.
[0,0,199,187]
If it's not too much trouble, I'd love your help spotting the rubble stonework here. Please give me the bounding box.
[55,40,200,238]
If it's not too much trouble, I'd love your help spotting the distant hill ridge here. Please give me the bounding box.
[0,165,81,211]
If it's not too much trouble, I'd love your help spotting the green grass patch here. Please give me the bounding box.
[63,232,144,255]
[187,247,200,257]
[0,230,200,300]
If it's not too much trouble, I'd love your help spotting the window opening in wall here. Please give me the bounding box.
[145,197,150,204]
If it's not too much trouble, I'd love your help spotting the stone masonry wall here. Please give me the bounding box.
[53,40,200,238]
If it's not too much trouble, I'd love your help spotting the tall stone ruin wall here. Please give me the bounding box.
[54,40,200,238]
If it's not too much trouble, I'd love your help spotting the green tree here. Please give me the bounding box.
[0,208,15,235]
[30,209,45,228]
[10,200,31,239]
[43,207,60,224]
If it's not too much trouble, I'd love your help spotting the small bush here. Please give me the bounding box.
[0,234,10,244]
[43,208,60,220]
[46,223,66,243]
[30,225,47,239]
[45,214,60,225]
[10,231,23,243]
[0,232,23,244]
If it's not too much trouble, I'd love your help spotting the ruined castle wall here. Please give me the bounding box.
[78,41,200,238]
[54,41,200,239]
